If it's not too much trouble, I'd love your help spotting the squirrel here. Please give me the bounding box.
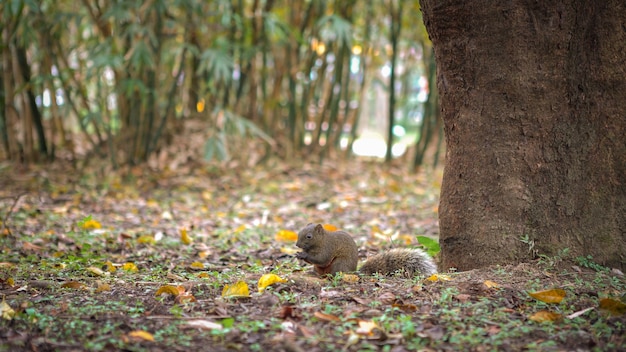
[295,223,437,277]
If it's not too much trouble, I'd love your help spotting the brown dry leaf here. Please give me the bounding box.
[221,281,250,298]
[313,311,341,322]
[61,281,86,290]
[529,310,562,322]
[599,298,626,316]
[126,330,154,342]
[175,292,197,304]
[528,288,566,304]
[0,262,14,268]
[392,303,418,312]
[275,230,298,242]
[22,242,43,252]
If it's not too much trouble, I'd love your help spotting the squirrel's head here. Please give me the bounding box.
[296,223,325,250]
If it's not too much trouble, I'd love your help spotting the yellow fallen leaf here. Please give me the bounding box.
[105,261,116,272]
[6,278,14,286]
[189,261,205,270]
[180,228,192,245]
[222,281,250,298]
[356,320,379,335]
[52,263,66,269]
[342,274,360,283]
[95,283,111,293]
[528,289,566,304]
[127,330,154,342]
[426,274,451,282]
[529,310,562,322]
[81,219,101,230]
[122,262,138,272]
[484,280,500,288]
[322,224,338,231]
[197,272,210,278]
[155,285,185,296]
[233,225,247,234]
[275,230,298,242]
[1,297,15,320]
[599,298,626,316]
[87,266,107,277]
[137,235,156,244]
[258,274,287,293]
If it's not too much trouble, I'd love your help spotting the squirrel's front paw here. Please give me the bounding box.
[295,251,307,260]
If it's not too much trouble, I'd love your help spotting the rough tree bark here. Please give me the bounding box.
[420,0,626,271]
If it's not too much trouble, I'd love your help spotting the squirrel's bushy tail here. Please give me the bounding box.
[359,248,437,276]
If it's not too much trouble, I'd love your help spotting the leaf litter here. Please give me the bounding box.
[0,160,624,351]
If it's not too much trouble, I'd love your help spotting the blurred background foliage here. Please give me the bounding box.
[0,0,441,170]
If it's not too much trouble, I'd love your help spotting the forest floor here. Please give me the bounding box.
[0,160,624,351]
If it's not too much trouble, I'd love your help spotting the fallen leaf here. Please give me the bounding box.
[189,261,205,270]
[127,330,154,342]
[222,281,250,298]
[175,292,197,304]
[1,298,15,320]
[313,311,341,322]
[155,285,185,296]
[122,262,138,272]
[180,228,192,244]
[341,274,360,283]
[355,320,379,336]
[105,261,116,272]
[599,298,626,316]
[137,235,156,244]
[95,283,111,293]
[81,219,102,230]
[426,274,451,282]
[61,281,86,290]
[484,280,500,288]
[322,224,338,231]
[275,230,298,242]
[528,289,566,304]
[258,274,287,293]
[529,310,562,322]
[87,266,107,277]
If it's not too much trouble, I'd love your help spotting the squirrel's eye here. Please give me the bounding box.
[306,234,312,239]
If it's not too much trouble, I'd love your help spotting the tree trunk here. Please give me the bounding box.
[420,0,626,271]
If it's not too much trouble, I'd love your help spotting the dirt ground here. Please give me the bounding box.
[1,161,624,351]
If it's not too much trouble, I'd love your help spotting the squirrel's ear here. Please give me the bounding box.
[314,224,324,232]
